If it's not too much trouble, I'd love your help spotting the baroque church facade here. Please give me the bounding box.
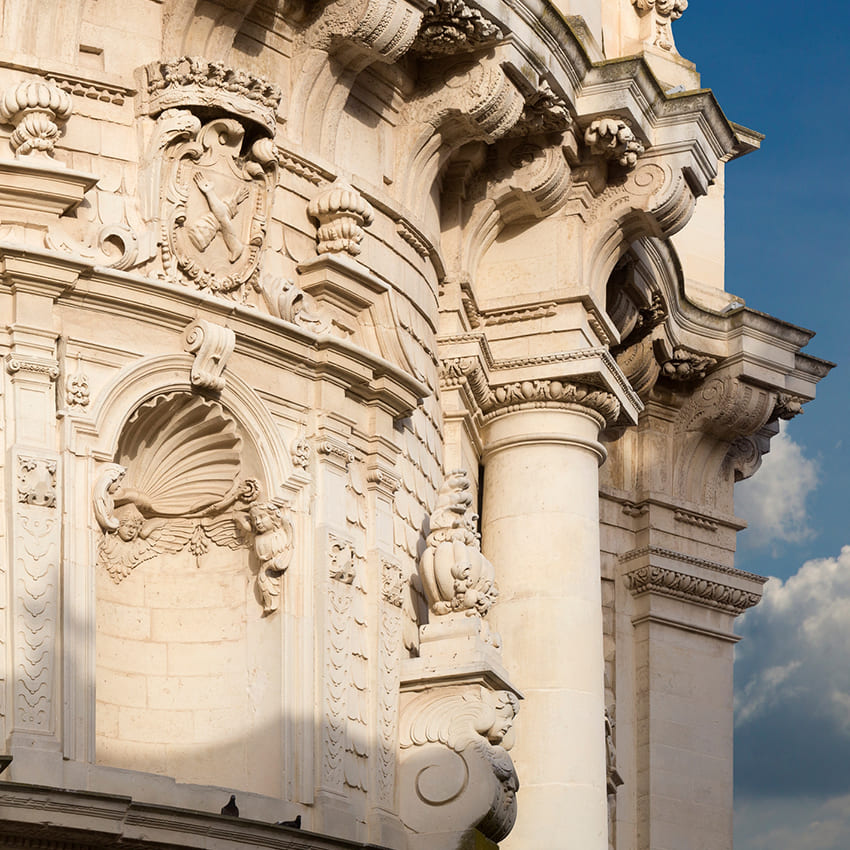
[0,1,830,849]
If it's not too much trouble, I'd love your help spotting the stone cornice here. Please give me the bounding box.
[619,545,766,615]
[0,782,371,850]
[0,245,429,418]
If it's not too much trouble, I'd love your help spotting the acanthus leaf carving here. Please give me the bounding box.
[632,0,688,52]
[183,318,236,391]
[17,457,57,507]
[411,0,502,56]
[509,82,571,136]
[660,347,718,382]
[259,274,333,334]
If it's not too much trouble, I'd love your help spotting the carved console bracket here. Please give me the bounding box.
[411,0,502,56]
[632,0,688,53]
[183,318,236,391]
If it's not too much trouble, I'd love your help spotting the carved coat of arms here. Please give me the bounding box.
[162,117,276,295]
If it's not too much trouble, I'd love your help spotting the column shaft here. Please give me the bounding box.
[482,407,608,850]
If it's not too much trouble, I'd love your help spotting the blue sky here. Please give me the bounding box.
[675,2,850,847]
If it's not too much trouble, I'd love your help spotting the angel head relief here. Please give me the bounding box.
[92,392,293,615]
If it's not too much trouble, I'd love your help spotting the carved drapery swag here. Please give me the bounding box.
[92,392,292,615]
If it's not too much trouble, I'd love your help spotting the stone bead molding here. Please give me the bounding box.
[620,546,766,615]
[139,56,282,135]
[0,79,72,159]
[399,687,520,843]
[419,469,498,618]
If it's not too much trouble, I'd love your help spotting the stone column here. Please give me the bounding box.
[482,399,611,850]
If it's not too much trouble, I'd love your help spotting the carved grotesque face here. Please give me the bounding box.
[487,694,519,746]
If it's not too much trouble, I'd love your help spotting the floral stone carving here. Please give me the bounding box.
[419,469,498,618]
[399,687,520,842]
[92,393,286,613]
[307,179,374,257]
[0,79,72,158]
[160,116,277,296]
[632,0,688,52]
[411,0,501,56]
[585,117,645,168]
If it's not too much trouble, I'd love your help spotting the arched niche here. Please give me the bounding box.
[67,355,302,796]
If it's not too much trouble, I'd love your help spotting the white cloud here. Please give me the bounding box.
[735,421,819,550]
[736,794,850,850]
[734,547,850,798]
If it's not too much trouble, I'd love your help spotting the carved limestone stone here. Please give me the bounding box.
[249,501,294,615]
[307,179,375,257]
[0,80,72,159]
[419,470,497,618]
[399,687,520,843]
[183,318,236,391]
[585,117,645,168]
[632,0,688,52]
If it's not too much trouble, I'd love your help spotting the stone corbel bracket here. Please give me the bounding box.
[288,0,425,155]
[398,686,521,844]
[632,0,688,54]
[395,50,526,215]
[183,318,236,391]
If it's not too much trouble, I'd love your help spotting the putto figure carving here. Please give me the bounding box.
[419,469,498,618]
[249,501,294,615]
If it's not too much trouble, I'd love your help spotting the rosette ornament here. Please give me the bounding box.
[307,178,375,256]
[419,470,498,617]
[0,80,73,158]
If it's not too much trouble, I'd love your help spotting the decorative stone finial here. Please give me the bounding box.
[307,179,375,256]
[0,80,73,159]
[585,118,644,168]
[419,469,498,618]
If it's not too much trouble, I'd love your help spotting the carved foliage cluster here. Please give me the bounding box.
[411,0,501,56]
[585,118,645,168]
[632,0,688,51]
[307,179,375,257]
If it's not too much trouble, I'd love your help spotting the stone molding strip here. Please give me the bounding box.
[618,545,766,582]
